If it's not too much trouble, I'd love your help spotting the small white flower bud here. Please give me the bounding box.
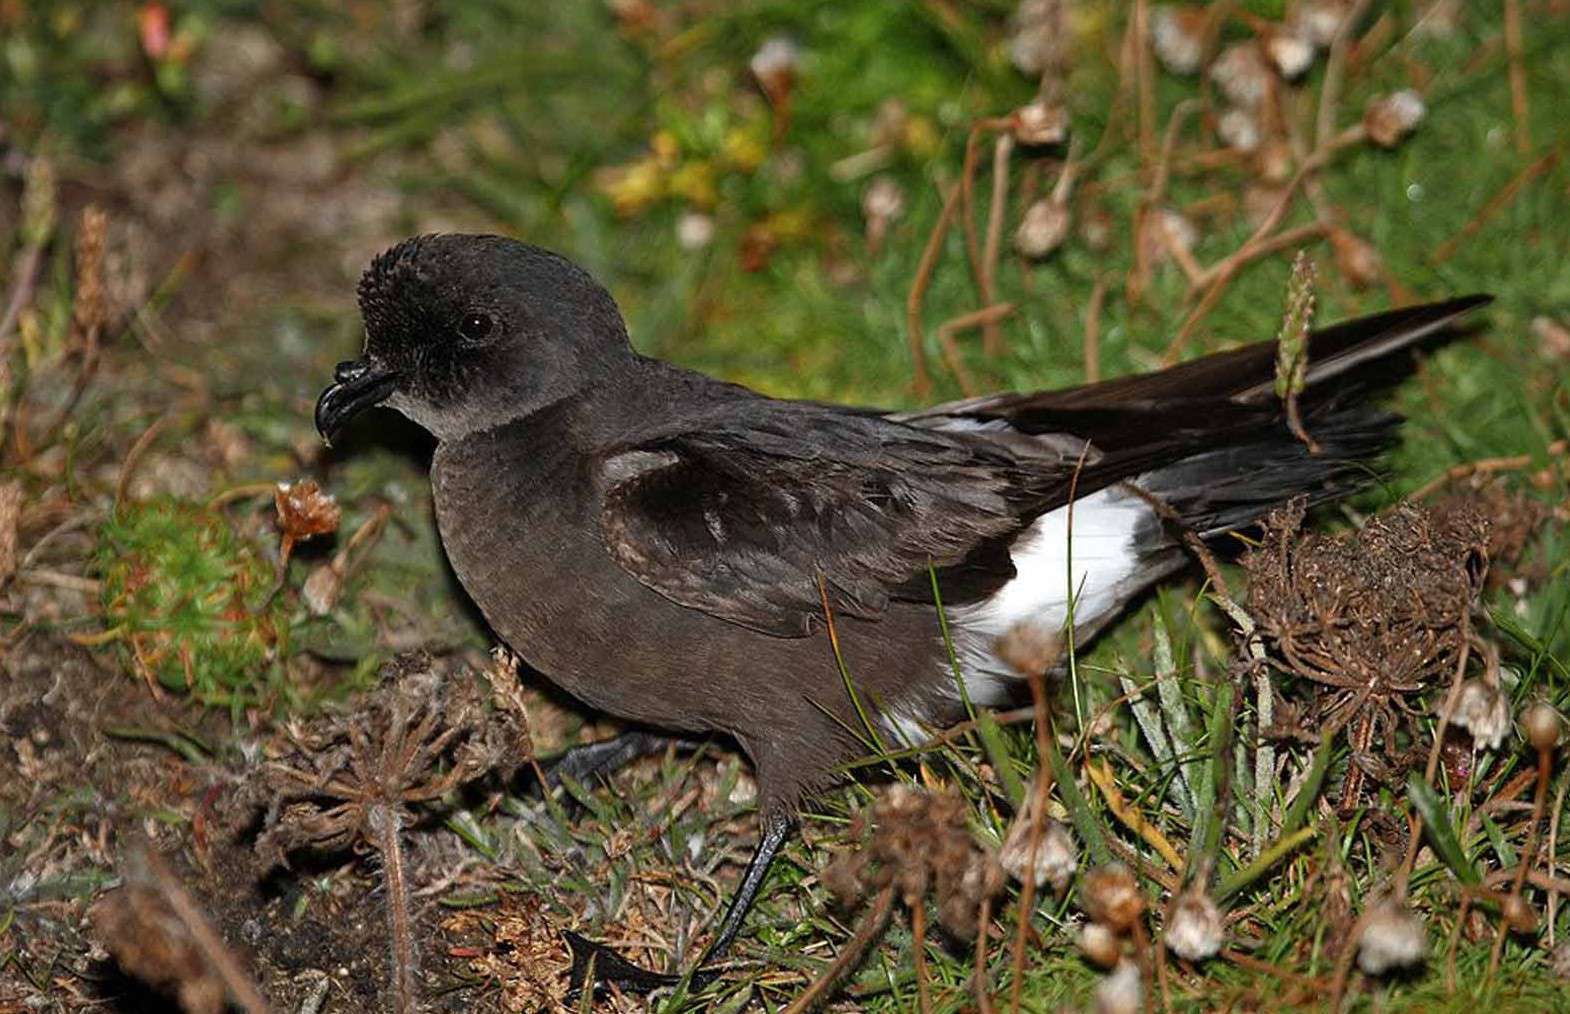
[1357,901,1426,975]
[1164,887,1224,961]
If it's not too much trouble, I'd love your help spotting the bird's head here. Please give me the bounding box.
[315,234,633,444]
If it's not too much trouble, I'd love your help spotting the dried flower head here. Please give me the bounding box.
[1150,5,1207,76]
[1245,499,1490,799]
[1356,900,1426,975]
[1001,814,1077,891]
[1531,316,1570,361]
[1010,0,1069,78]
[1294,0,1351,47]
[1448,680,1510,751]
[750,36,799,106]
[274,479,341,564]
[1217,107,1261,153]
[1015,198,1072,260]
[247,655,530,866]
[676,212,714,250]
[1523,701,1563,752]
[1363,90,1426,148]
[1082,863,1143,933]
[1012,101,1069,147]
[1095,959,1143,1014]
[823,784,1004,938]
[1210,43,1272,108]
[1266,32,1316,79]
[862,176,905,253]
[1164,886,1224,961]
[1080,921,1122,968]
[1328,226,1384,289]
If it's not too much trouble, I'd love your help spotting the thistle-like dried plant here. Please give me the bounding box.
[1245,498,1490,800]
[247,653,533,1014]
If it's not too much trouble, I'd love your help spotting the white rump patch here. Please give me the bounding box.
[944,485,1154,701]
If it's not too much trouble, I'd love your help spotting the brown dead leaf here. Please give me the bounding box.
[274,478,340,563]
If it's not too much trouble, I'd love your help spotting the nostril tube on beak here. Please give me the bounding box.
[335,359,370,384]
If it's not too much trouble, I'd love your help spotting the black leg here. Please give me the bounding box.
[546,730,693,789]
[565,808,797,997]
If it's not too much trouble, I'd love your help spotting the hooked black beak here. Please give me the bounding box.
[315,359,400,445]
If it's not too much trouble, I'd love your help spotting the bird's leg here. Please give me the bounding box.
[545,729,697,789]
[565,808,797,996]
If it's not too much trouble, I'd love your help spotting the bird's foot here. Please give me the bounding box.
[543,730,698,791]
[563,931,717,998]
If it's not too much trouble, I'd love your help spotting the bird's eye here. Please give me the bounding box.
[458,312,494,343]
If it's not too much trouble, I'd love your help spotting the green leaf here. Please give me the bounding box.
[1405,774,1481,884]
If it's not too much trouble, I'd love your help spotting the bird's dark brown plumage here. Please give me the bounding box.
[315,232,1489,988]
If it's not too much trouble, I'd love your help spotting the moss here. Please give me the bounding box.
[96,498,282,708]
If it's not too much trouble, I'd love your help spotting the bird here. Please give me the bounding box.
[315,232,1488,990]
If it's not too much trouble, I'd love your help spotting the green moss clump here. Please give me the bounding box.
[97,498,283,707]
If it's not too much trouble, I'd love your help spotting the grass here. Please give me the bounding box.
[1,1,1567,1011]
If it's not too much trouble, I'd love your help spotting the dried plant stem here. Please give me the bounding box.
[907,183,964,396]
[1549,772,1567,945]
[1134,0,1156,162]
[936,303,1015,396]
[1504,0,1530,155]
[114,414,175,510]
[980,134,1015,356]
[781,884,896,1014]
[973,894,995,1014]
[1411,438,1568,499]
[1487,745,1555,978]
[1007,669,1057,1014]
[1397,618,1474,891]
[1315,0,1375,148]
[1083,277,1106,383]
[368,802,418,1014]
[139,849,272,1014]
[1432,150,1559,263]
[911,901,932,1014]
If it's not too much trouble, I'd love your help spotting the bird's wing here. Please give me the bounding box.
[595,405,1083,637]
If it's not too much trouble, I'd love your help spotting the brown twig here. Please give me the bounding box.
[973,894,995,1014]
[369,802,418,1014]
[1432,150,1559,264]
[1083,277,1107,383]
[781,884,896,1014]
[935,303,1015,396]
[911,900,932,1014]
[907,183,965,397]
[1487,739,1555,979]
[114,415,175,510]
[1315,0,1376,149]
[1396,617,1474,892]
[1006,669,1056,1014]
[1410,439,1568,500]
[1504,0,1531,155]
[980,134,1015,356]
[138,848,273,1014]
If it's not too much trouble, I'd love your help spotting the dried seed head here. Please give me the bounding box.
[1523,701,1563,752]
[1501,894,1538,936]
[1294,0,1350,47]
[1164,886,1225,961]
[1266,33,1316,80]
[275,479,341,562]
[1012,101,1069,146]
[301,562,344,616]
[1327,227,1383,289]
[1210,43,1272,109]
[1095,959,1143,1014]
[1356,901,1426,975]
[1363,90,1426,148]
[1448,679,1511,751]
[996,620,1062,676]
[676,212,714,250]
[1009,0,1068,78]
[1256,139,1295,183]
[862,176,905,253]
[1015,198,1072,259]
[1530,316,1570,361]
[1217,107,1261,153]
[749,36,799,104]
[1080,921,1122,968]
[1082,863,1143,933]
[1150,5,1207,76]
[1001,816,1077,891]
